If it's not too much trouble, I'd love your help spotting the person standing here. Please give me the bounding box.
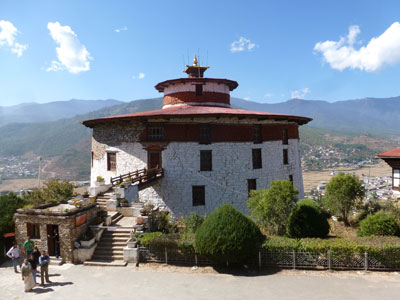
[21,258,35,293]
[39,250,51,286]
[28,254,38,284]
[24,236,34,258]
[32,246,41,270]
[6,242,22,273]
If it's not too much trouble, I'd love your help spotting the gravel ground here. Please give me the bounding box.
[1,262,400,300]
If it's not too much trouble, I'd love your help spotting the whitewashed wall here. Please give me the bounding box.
[163,82,230,95]
[91,134,304,217]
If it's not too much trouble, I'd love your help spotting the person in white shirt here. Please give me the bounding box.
[7,242,22,273]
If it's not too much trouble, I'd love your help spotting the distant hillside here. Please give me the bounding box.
[0,96,399,179]
[231,97,400,136]
[0,99,123,126]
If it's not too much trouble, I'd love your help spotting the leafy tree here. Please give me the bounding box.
[194,204,264,265]
[0,193,25,236]
[247,180,298,235]
[286,199,330,238]
[358,211,400,237]
[323,172,364,226]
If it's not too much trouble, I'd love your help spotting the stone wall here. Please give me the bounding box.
[14,206,99,263]
[91,120,304,217]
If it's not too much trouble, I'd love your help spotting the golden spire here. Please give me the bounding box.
[193,54,198,66]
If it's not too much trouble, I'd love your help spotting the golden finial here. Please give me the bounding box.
[193,54,198,66]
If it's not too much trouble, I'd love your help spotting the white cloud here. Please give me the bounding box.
[314,22,400,72]
[0,20,28,56]
[132,72,145,79]
[264,93,273,98]
[115,26,128,33]
[46,22,92,73]
[291,88,310,99]
[230,37,257,53]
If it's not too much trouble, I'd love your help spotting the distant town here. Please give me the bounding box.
[0,156,42,181]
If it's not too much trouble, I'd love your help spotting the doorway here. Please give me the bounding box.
[148,150,162,169]
[46,224,59,256]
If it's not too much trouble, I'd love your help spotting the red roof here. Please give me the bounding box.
[377,147,400,158]
[82,105,312,128]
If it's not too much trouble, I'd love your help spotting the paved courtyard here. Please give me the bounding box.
[1,262,400,299]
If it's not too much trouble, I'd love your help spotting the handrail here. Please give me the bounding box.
[110,167,163,186]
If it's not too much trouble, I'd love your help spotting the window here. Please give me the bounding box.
[283,149,289,165]
[107,152,116,171]
[394,169,400,189]
[192,186,205,206]
[27,223,40,239]
[289,175,293,184]
[199,124,211,144]
[200,150,212,171]
[195,84,203,97]
[247,179,256,196]
[147,125,164,141]
[253,125,262,143]
[283,128,288,145]
[91,151,94,168]
[252,149,262,169]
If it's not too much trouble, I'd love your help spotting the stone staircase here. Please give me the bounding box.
[96,191,113,210]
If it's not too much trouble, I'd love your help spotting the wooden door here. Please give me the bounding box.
[46,225,55,256]
[148,150,161,169]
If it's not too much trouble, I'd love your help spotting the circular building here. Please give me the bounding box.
[82,57,312,216]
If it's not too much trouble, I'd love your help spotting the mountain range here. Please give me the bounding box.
[0,96,399,179]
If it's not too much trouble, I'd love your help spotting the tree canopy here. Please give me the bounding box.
[0,193,25,236]
[323,172,364,226]
[247,180,298,235]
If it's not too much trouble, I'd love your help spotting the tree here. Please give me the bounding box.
[194,204,264,265]
[286,199,330,238]
[323,172,364,226]
[247,180,298,235]
[0,193,25,236]
[23,179,74,206]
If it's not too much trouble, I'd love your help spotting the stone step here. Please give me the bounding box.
[84,260,127,267]
[112,215,124,224]
[100,237,129,243]
[92,254,124,260]
[96,245,125,250]
[94,250,124,256]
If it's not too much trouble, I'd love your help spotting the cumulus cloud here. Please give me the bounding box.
[0,20,28,56]
[132,72,145,79]
[46,22,92,73]
[314,22,400,72]
[230,37,257,52]
[115,26,128,33]
[291,88,310,99]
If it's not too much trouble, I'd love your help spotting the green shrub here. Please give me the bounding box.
[194,204,264,265]
[149,210,176,233]
[357,211,400,237]
[137,232,163,247]
[286,199,330,238]
[262,236,300,251]
[184,213,204,235]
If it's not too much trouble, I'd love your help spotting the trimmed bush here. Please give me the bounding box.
[286,199,330,238]
[137,232,163,247]
[357,211,400,237]
[194,204,264,265]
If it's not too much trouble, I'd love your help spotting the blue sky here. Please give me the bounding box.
[1,0,400,106]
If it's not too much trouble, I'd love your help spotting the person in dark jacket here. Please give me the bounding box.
[39,250,51,286]
[28,254,38,284]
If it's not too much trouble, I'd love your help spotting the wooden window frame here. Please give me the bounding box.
[283,128,289,145]
[91,151,94,168]
[253,125,262,144]
[147,125,164,141]
[200,150,212,171]
[252,148,262,169]
[27,223,40,239]
[283,149,289,165]
[247,179,257,196]
[289,175,293,184]
[107,152,117,171]
[199,124,211,144]
[195,84,203,97]
[192,186,205,206]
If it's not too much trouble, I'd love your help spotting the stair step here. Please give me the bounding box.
[84,260,127,267]
[93,254,124,260]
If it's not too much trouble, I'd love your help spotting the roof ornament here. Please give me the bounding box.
[193,54,198,67]
[183,54,209,78]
